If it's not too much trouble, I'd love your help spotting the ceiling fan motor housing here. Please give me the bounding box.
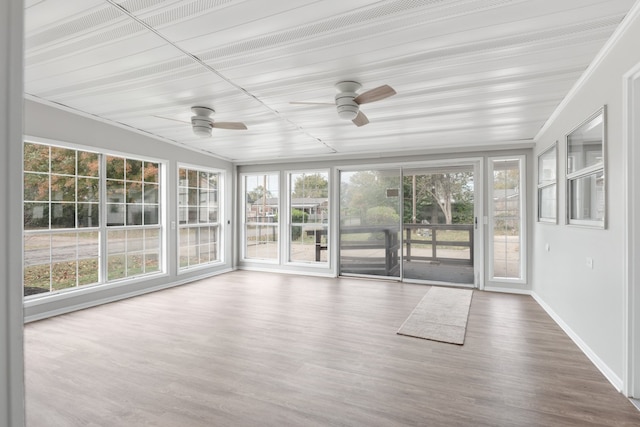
[335,92,359,120]
[191,106,214,137]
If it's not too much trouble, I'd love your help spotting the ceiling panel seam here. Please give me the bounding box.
[104,0,337,154]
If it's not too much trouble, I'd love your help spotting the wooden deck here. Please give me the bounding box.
[24,271,640,426]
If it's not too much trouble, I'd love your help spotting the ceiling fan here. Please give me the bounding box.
[154,106,247,137]
[290,81,396,127]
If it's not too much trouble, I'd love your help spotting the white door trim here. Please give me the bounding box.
[623,61,640,398]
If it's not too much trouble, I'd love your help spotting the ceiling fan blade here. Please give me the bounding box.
[353,84,396,105]
[289,101,334,106]
[352,111,369,127]
[153,115,190,124]
[212,122,248,130]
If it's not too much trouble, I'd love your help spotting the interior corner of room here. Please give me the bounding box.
[3,0,640,425]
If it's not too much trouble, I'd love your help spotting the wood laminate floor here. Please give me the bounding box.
[25,271,640,426]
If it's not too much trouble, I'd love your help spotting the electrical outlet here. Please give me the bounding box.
[586,257,593,269]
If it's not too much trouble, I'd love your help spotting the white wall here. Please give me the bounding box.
[1,0,25,424]
[532,2,640,389]
[23,99,235,321]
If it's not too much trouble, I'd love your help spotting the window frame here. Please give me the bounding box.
[176,164,224,271]
[537,143,558,224]
[286,169,330,266]
[23,139,166,299]
[565,106,606,228]
[240,172,280,263]
[488,155,526,284]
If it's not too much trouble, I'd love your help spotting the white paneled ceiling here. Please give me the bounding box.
[24,0,637,163]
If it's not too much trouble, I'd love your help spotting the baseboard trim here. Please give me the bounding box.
[484,286,532,295]
[531,292,623,392]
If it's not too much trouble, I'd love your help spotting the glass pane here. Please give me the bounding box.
[145,228,160,251]
[127,229,144,252]
[77,203,99,228]
[144,206,159,225]
[570,172,605,222]
[106,156,125,180]
[24,173,49,201]
[78,258,99,286]
[77,151,99,177]
[78,231,99,259]
[145,253,159,272]
[178,206,188,224]
[51,261,77,290]
[208,207,218,223]
[50,175,75,201]
[538,146,556,185]
[106,180,125,202]
[491,159,522,280]
[245,174,279,225]
[244,224,278,259]
[126,204,143,225]
[188,206,198,224]
[538,185,556,221]
[24,234,50,267]
[50,147,76,175]
[51,233,77,262]
[127,182,143,203]
[106,203,125,226]
[78,177,99,202]
[127,253,144,276]
[24,264,51,295]
[144,183,158,203]
[144,162,159,183]
[339,170,401,277]
[107,230,126,255]
[567,110,604,174]
[24,143,49,173]
[290,225,328,263]
[187,169,197,188]
[126,159,143,181]
[24,203,49,229]
[198,171,209,190]
[51,203,76,229]
[179,228,190,267]
[108,254,126,280]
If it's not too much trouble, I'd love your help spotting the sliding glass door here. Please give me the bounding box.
[402,165,476,285]
[339,169,401,278]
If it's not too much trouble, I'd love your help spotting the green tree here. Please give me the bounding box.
[247,185,271,204]
[405,172,473,224]
[292,173,328,198]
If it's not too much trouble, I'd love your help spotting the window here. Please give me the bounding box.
[23,141,164,297]
[178,166,221,269]
[537,143,557,223]
[243,173,279,260]
[23,143,100,296]
[566,107,606,227]
[106,156,161,280]
[288,171,329,264]
[489,156,525,282]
